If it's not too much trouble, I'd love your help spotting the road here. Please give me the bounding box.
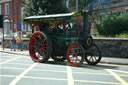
[0,52,128,85]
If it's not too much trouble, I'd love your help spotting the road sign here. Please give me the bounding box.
[18,22,21,31]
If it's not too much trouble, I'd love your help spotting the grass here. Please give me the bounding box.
[92,32,128,38]
[115,33,128,38]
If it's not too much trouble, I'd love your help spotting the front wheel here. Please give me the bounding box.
[85,43,102,65]
[66,43,85,66]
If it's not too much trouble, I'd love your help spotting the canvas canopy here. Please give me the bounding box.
[24,12,81,23]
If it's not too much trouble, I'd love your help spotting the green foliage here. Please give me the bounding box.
[23,0,69,17]
[25,32,32,38]
[115,33,128,38]
[96,13,128,37]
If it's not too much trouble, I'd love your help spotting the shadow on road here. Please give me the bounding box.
[46,60,67,66]
[81,64,118,70]
[45,60,119,70]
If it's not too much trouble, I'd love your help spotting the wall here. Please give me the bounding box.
[94,38,128,58]
[2,38,128,58]
[2,38,29,50]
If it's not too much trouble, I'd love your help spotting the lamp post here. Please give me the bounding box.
[0,15,4,50]
[76,0,78,13]
[3,23,4,50]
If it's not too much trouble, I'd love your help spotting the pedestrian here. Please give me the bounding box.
[16,35,23,51]
[10,36,16,51]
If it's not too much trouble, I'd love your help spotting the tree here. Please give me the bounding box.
[23,0,69,17]
[69,0,92,12]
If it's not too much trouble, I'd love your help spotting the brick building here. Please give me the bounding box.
[90,0,128,33]
[0,0,31,38]
[93,0,128,17]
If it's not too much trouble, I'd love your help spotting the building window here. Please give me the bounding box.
[5,3,9,15]
[23,24,26,31]
[0,5,1,15]
[4,22,10,34]
[28,24,32,31]
[21,7,24,15]
[14,24,16,29]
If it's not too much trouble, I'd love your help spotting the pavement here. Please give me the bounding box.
[0,47,128,65]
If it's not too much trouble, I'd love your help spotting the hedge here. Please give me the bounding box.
[96,13,128,37]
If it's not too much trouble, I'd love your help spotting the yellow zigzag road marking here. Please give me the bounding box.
[106,69,128,85]
[111,70,128,74]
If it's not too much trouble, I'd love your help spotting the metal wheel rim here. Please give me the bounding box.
[85,44,101,65]
[29,32,47,62]
[67,44,84,66]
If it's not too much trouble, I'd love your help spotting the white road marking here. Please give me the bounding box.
[0,75,16,78]
[0,56,24,65]
[2,62,32,66]
[72,72,112,76]
[24,76,67,81]
[0,67,26,70]
[36,64,66,68]
[32,69,66,73]
[66,65,74,85]
[106,69,128,85]
[9,63,38,85]
[75,79,120,85]
[0,66,66,73]
[13,59,32,62]
[0,75,121,85]
[1,66,128,78]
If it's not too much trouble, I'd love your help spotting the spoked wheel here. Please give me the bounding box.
[52,56,66,62]
[29,32,52,63]
[85,43,102,65]
[66,44,85,66]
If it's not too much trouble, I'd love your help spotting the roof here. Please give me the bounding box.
[24,12,80,22]
[25,12,75,20]
[0,0,11,3]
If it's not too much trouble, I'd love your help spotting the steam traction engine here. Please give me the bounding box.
[24,10,102,66]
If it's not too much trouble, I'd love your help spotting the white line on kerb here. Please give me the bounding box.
[9,63,38,85]
[67,65,74,85]
[0,56,24,65]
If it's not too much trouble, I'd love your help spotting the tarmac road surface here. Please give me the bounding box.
[0,52,128,85]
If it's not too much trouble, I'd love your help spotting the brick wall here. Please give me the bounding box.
[0,0,23,32]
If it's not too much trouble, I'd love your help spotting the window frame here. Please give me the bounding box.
[0,5,1,15]
[22,24,26,31]
[28,24,32,31]
[5,3,9,15]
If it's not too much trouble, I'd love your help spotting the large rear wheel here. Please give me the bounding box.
[66,44,85,66]
[29,32,52,63]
